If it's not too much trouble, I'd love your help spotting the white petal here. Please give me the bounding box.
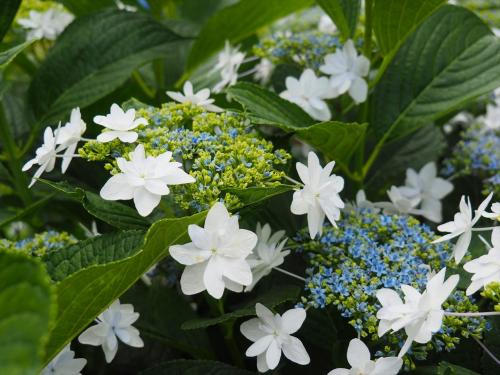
[246,335,274,357]
[349,77,368,103]
[240,318,266,342]
[327,370,350,375]
[371,357,403,375]
[266,339,281,370]
[118,131,139,143]
[203,257,225,299]
[205,202,231,233]
[281,336,310,365]
[220,258,253,286]
[347,338,370,368]
[257,353,269,373]
[96,131,119,143]
[188,225,210,250]
[144,179,169,195]
[170,243,211,265]
[78,325,106,346]
[133,188,161,216]
[453,230,472,263]
[281,308,306,334]
[180,262,207,295]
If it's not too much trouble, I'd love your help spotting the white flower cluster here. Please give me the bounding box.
[18,8,74,41]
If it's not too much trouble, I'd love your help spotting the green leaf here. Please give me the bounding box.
[43,230,145,282]
[373,0,446,55]
[55,0,115,16]
[182,285,301,330]
[0,251,55,375]
[39,180,151,230]
[295,121,367,165]
[227,82,315,129]
[0,41,33,69]
[0,193,55,229]
[437,362,480,375]
[29,9,186,121]
[186,0,313,73]
[371,5,500,143]
[124,283,214,359]
[43,212,206,365]
[0,0,21,42]
[139,359,255,375]
[225,184,294,208]
[316,0,361,39]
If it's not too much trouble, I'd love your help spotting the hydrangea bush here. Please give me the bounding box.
[1,1,500,374]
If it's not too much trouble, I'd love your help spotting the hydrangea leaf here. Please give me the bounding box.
[56,0,115,16]
[42,211,206,365]
[0,251,55,375]
[185,0,314,73]
[224,185,295,208]
[43,230,145,282]
[29,9,186,122]
[373,0,446,55]
[181,285,301,330]
[316,0,361,39]
[0,0,20,42]
[0,41,33,69]
[371,5,500,143]
[139,360,255,375]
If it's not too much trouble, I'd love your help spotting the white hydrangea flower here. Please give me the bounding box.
[213,41,245,93]
[170,202,258,299]
[280,69,334,121]
[464,228,500,295]
[484,103,500,130]
[376,185,422,216]
[376,268,459,356]
[327,338,402,375]
[245,223,289,291]
[318,15,337,34]
[22,126,58,188]
[483,202,500,221]
[18,8,74,41]
[253,58,274,84]
[94,103,147,143]
[55,107,86,173]
[167,81,222,112]
[78,300,143,363]
[434,193,493,263]
[100,144,195,216]
[42,345,86,375]
[320,39,370,103]
[291,151,345,238]
[240,303,310,372]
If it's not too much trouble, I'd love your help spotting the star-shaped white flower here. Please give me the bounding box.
[484,103,500,130]
[327,338,402,375]
[22,126,58,188]
[213,41,245,93]
[280,69,334,121]
[240,303,310,372]
[320,39,370,103]
[94,104,147,143]
[291,151,345,238]
[42,345,86,375]
[78,300,143,363]
[377,185,422,215]
[483,202,500,221]
[318,15,337,34]
[18,9,74,41]
[55,107,86,173]
[100,144,195,216]
[254,58,274,84]
[464,228,500,295]
[434,193,493,263]
[167,81,222,112]
[376,268,459,356]
[245,223,289,292]
[170,202,257,299]
[400,162,454,222]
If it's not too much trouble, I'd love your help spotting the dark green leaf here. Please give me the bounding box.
[55,0,115,16]
[182,285,301,330]
[437,362,481,375]
[316,0,361,39]
[373,0,446,55]
[0,251,55,375]
[225,184,294,208]
[186,0,314,73]
[371,5,500,143]
[227,82,315,129]
[43,230,145,282]
[0,0,21,42]
[296,121,367,165]
[0,41,33,69]
[29,9,186,121]
[139,359,255,375]
[0,193,55,229]
[43,212,206,365]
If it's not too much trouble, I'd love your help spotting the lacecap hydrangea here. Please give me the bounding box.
[79,102,290,213]
[293,208,486,369]
[0,230,77,257]
[443,122,500,198]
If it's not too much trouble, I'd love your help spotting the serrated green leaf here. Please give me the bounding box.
[43,211,206,365]
[29,9,186,121]
[139,359,255,375]
[0,0,21,42]
[371,5,500,143]
[0,41,33,69]
[373,0,446,55]
[186,0,313,73]
[296,121,367,164]
[0,193,56,229]
[437,362,480,375]
[55,0,115,16]
[0,251,55,375]
[43,230,145,282]
[316,0,361,39]
[227,82,315,129]
[182,285,301,330]
[225,184,294,208]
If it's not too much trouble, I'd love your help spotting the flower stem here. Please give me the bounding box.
[472,227,498,232]
[473,336,500,365]
[283,175,302,186]
[274,267,306,282]
[444,311,500,317]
